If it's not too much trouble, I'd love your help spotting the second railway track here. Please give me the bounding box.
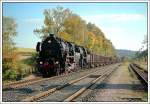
[129,63,148,89]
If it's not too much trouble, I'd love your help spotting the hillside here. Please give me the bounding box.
[116,49,137,58]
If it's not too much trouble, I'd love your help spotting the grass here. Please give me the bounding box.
[142,92,148,102]
[134,60,148,71]
[16,47,36,53]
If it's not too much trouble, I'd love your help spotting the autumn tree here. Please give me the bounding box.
[63,14,87,45]
[34,6,72,39]
[34,6,116,57]
[3,16,18,80]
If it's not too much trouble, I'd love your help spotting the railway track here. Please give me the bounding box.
[129,63,148,89]
[2,64,120,102]
[2,67,103,90]
[3,68,89,89]
[22,64,120,102]
[3,72,77,89]
[3,77,42,89]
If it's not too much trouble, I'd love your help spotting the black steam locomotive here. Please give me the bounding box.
[36,34,119,77]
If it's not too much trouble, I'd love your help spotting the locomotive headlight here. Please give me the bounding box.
[55,61,59,64]
[39,61,43,64]
[48,40,51,43]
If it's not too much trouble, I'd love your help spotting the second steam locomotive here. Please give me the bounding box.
[36,33,119,77]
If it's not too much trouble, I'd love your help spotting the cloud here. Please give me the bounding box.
[82,13,146,22]
[100,26,141,51]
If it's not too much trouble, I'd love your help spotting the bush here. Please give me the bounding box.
[22,53,38,66]
[3,69,17,80]
[3,53,38,81]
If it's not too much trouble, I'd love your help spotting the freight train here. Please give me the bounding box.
[36,33,119,77]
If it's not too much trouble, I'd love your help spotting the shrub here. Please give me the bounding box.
[3,69,17,80]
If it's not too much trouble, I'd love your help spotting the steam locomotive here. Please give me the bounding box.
[36,33,119,77]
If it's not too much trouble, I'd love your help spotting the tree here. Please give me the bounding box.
[86,22,116,56]
[63,14,87,45]
[34,6,72,39]
[3,16,17,53]
[85,31,96,49]
[2,16,18,80]
[34,6,117,57]
[3,16,17,65]
[134,35,148,62]
[142,35,148,50]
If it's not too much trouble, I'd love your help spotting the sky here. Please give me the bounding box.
[3,2,147,51]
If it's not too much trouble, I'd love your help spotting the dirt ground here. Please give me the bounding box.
[93,62,148,102]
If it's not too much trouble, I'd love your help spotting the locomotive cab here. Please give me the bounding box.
[36,42,41,52]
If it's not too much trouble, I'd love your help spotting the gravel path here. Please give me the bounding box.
[74,62,147,102]
[2,63,120,102]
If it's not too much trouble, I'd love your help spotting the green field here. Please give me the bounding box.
[16,47,36,53]
[15,47,36,60]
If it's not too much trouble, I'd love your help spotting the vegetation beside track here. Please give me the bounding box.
[3,46,37,83]
[133,35,148,71]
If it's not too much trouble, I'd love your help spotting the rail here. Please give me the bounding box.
[129,63,148,89]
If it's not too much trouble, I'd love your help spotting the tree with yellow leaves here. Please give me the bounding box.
[3,16,18,80]
[34,6,116,57]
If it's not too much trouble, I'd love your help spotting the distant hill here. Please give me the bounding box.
[116,49,137,58]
